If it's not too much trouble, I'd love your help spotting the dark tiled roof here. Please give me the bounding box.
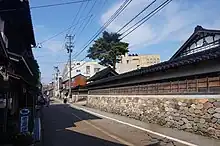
[88,67,118,81]
[0,0,36,47]
[88,46,220,86]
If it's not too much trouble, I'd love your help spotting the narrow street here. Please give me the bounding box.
[40,100,180,146]
[41,100,127,146]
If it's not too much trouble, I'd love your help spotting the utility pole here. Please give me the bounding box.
[65,35,74,99]
[52,73,55,97]
[54,66,60,98]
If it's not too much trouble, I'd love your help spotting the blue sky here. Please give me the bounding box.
[30,0,220,84]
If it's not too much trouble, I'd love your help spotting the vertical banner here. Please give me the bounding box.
[20,108,30,134]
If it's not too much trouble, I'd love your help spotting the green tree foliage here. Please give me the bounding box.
[87,31,129,70]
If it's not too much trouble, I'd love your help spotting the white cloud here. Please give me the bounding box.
[101,0,220,50]
[43,40,64,52]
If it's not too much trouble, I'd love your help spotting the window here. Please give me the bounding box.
[127,60,129,64]
[76,63,80,65]
[86,66,90,74]
[76,70,81,72]
[94,68,100,73]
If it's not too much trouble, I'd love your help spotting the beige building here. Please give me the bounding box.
[116,54,160,74]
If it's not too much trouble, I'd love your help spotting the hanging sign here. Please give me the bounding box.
[20,108,30,133]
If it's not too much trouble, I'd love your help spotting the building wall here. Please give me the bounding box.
[0,16,8,48]
[87,95,220,139]
[89,57,220,90]
[62,61,105,81]
[116,54,160,74]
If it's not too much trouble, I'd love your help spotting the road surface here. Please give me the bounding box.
[40,100,181,146]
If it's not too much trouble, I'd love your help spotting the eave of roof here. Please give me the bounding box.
[8,51,33,76]
[0,0,36,47]
[170,25,220,61]
[88,67,118,81]
[88,46,220,86]
[7,72,37,87]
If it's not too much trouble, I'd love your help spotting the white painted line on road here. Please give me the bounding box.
[54,98,197,146]
[74,106,198,146]
[71,112,134,146]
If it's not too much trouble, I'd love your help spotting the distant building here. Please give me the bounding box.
[116,54,160,74]
[62,60,105,82]
[62,74,87,89]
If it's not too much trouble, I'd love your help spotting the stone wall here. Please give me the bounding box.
[70,94,87,102]
[87,95,220,139]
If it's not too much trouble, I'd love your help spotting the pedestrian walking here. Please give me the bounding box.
[46,95,50,107]
[63,92,68,104]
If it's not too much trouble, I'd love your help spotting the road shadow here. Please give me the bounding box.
[40,103,127,146]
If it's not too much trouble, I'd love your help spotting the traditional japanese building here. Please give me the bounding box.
[88,67,119,83]
[87,26,220,95]
[0,0,40,144]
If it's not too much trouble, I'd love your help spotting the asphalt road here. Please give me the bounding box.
[39,100,179,146]
[40,100,130,146]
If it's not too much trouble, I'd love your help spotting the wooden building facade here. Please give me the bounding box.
[0,0,40,144]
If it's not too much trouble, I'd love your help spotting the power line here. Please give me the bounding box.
[39,61,68,64]
[88,0,108,22]
[73,0,108,56]
[74,0,108,56]
[0,0,93,13]
[75,0,97,36]
[116,0,156,33]
[75,14,93,40]
[73,0,132,59]
[55,1,86,65]
[72,2,89,33]
[63,57,87,78]
[120,0,172,39]
[38,13,92,60]
[38,26,74,45]
[31,0,92,9]
[56,0,87,63]
[67,0,85,35]
[74,0,98,41]
[37,15,92,46]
